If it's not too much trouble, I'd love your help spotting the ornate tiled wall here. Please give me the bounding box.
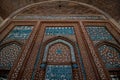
[31,26,86,80]
[86,26,115,44]
[0,25,33,69]
[14,15,105,20]
[1,25,33,44]
[45,27,74,36]
[45,65,72,80]
[86,27,114,41]
[6,21,120,80]
[98,45,120,69]
[43,27,76,42]
[0,25,34,79]
[47,43,71,63]
[0,44,21,70]
[43,39,76,62]
[86,26,120,70]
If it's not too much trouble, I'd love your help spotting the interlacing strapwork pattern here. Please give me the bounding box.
[98,45,120,69]
[0,44,21,69]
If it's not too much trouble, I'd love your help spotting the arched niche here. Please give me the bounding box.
[43,39,75,80]
[96,41,120,79]
[0,41,22,79]
[33,36,84,80]
[0,41,22,69]
[40,36,77,65]
[43,39,76,63]
[96,41,120,69]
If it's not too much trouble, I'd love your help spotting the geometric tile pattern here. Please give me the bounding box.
[0,44,21,70]
[43,39,76,62]
[7,26,33,39]
[15,15,105,20]
[32,38,81,80]
[32,27,86,80]
[47,43,71,63]
[98,45,120,69]
[86,26,114,41]
[0,26,33,79]
[86,26,120,69]
[45,65,72,80]
[45,27,74,36]
[3,26,33,43]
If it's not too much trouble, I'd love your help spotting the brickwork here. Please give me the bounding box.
[0,0,120,22]
[19,1,101,15]
[0,20,120,80]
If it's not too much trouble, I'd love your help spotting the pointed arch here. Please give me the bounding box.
[96,41,120,50]
[0,41,23,70]
[42,36,76,62]
[0,40,23,48]
[96,41,120,69]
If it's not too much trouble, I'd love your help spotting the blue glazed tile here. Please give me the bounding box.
[43,39,76,62]
[5,26,33,40]
[56,49,62,54]
[45,27,74,36]
[45,65,72,80]
[86,26,114,41]
[98,45,120,69]
[72,64,78,69]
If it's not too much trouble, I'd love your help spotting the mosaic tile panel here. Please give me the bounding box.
[0,44,21,69]
[14,15,105,20]
[45,65,72,80]
[82,25,107,79]
[43,39,76,62]
[45,27,74,36]
[98,45,120,69]
[2,26,33,43]
[32,39,77,80]
[47,43,71,63]
[86,26,114,41]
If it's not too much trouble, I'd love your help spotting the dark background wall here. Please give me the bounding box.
[0,0,120,22]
